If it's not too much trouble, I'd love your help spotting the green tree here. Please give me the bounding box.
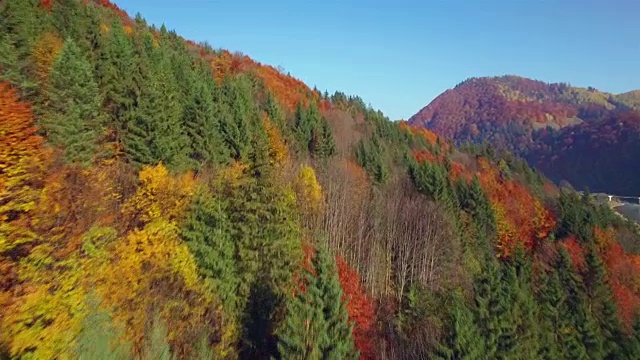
[555,249,590,360]
[277,246,357,360]
[473,257,523,359]
[210,167,302,357]
[505,247,541,359]
[124,31,189,169]
[181,189,239,314]
[219,75,256,161]
[76,294,131,360]
[313,119,336,159]
[183,68,227,168]
[626,315,640,359]
[0,0,42,96]
[536,269,563,360]
[44,38,104,166]
[96,18,136,148]
[583,248,623,359]
[433,292,484,360]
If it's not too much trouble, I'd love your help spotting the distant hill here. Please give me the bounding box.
[409,75,640,194]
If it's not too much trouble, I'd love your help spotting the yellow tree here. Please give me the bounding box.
[30,32,64,85]
[5,228,113,360]
[121,163,195,228]
[294,164,324,231]
[262,114,289,167]
[0,82,48,351]
[102,164,232,358]
[3,161,123,359]
[0,81,46,254]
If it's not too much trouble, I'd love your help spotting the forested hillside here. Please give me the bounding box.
[2,1,640,359]
[408,75,640,195]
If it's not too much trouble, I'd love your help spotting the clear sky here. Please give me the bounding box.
[114,0,640,120]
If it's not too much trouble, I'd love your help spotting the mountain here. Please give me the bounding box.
[3,1,640,360]
[409,75,640,194]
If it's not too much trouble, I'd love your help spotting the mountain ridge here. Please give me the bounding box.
[408,75,640,194]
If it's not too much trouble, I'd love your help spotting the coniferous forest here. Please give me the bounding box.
[2,1,640,359]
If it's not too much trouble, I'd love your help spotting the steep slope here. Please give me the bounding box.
[2,1,640,360]
[533,110,640,194]
[409,75,640,194]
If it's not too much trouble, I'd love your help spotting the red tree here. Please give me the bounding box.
[336,255,376,359]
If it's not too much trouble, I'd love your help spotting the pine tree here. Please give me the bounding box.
[313,119,336,159]
[277,247,357,360]
[125,31,189,169]
[277,268,326,359]
[473,258,512,359]
[96,18,136,149]
[583,248,623,359]
[44,38,104,166]
[625,315,640,359]
[219,75,255,161]
[556,249,590,360]
[183,68,227,168]
[0,0,42,96]
[181,190,239,314]
[433,292,484,360]
[505,247,541,359]
[536,269,563,360]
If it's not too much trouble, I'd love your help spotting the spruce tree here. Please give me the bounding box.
[313,119,336,159]
[125,31,189,169]
[536,269,563,360]
[219,75,255,161]
[44,38,104,166]
[433,292,484,360]
[626,315,640,359]
[316,247,357,359]
[183,69,227,168]
[584,247,624,359]
[293,101,314,153]
[181,190,239,314]
[473,258,502,358]
[264,92,285,130]
[277,247,356,360]
[124,30,155,164]
[214,169,302,356]
[506,247,541,359]
[277,266,326,359]
[556,249,590,360]
[0,0,43,96]
[96,18,136,148]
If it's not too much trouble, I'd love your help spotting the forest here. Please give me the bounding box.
[2,1,640,359]
[408,75,640,195]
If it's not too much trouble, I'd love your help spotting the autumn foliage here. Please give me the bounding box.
[476,158,555,257]
[211,50,323,112]
[559,235,586,271]
[336,255,376,359]
[5,1,640,359]
[408,75,640,195]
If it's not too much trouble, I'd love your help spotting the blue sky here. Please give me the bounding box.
[114,0,640,120]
